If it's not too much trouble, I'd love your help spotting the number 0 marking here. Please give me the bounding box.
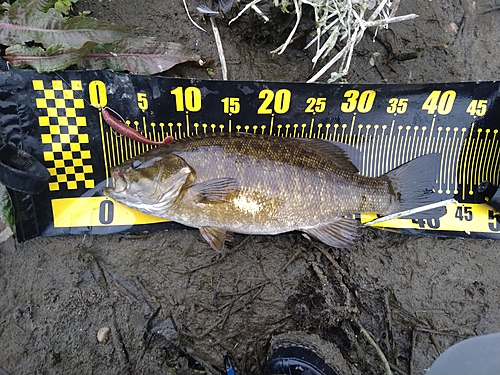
[99,200,114,224]
[89,80,107,107]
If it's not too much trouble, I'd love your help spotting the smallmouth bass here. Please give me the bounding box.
[104,133,442,250]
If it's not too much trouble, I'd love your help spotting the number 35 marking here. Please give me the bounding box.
[387,98,408,114]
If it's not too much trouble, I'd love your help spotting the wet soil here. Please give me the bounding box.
[1,0,500,374]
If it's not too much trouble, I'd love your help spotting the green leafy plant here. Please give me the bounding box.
[0,0,201,73]
[53,0,77,13]
[2,0,77,14]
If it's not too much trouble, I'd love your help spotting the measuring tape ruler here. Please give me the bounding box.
[0,69,499,241]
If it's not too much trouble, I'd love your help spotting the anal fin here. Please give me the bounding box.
[199,226,233,251]
[301,217,359,248]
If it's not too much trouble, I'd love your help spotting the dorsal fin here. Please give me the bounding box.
[298,139,360,173]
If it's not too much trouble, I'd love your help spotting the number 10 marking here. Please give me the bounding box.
[170,86,202,112]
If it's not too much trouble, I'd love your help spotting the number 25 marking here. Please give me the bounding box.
[305,97,326,113]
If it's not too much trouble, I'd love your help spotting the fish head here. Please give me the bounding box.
[103,153,195,216]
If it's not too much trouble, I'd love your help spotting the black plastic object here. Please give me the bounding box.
[1,69,500,241]
[0,58,10,71]
[266,345,338,375]
[0,144,50,193]
[476,181,500,212]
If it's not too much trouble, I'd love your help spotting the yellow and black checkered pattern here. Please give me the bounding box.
[32,79,94,191]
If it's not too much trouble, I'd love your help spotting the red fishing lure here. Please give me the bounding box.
[101,107,174,146]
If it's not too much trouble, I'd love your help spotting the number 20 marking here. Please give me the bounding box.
[258,89,291,114]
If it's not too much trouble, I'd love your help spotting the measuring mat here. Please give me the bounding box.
[0,69,499,241]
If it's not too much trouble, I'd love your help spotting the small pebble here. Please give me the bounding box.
[97,327,110,343]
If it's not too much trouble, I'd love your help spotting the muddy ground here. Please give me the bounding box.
[1,0,500,374]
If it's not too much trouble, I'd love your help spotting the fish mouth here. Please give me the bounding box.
[108,169,127,194]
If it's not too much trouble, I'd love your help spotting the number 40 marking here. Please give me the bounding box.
[422,90,456,115]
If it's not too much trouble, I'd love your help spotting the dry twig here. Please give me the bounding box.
[183,0,208,32]
[354,317,393,375]
[228,0,417,82]
[210,17,228,80]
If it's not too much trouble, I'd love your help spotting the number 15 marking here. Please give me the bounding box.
[221,97,240,114]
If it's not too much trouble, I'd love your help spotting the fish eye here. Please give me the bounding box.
[132,160,143,169]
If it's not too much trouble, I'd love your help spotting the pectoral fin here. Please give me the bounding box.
[189,178,239,203]
[199,226,233,251]
[301,217,359,248]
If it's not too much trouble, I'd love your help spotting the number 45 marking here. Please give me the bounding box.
[455,206,473,221]
[466,99,487,117]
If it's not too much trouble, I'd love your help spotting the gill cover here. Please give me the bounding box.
[104,153,195,215]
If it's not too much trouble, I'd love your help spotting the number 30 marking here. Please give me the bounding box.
[340,90,376,113]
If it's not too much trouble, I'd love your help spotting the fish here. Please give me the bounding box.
[103,133,443,251]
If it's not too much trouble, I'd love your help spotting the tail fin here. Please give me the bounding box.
[383,153,450,219]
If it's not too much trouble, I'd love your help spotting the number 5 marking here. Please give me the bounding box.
[137,93,148,111]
